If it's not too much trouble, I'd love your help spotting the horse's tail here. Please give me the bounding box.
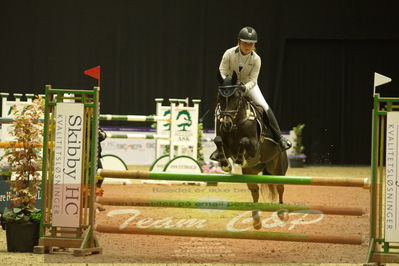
[260,184,279,203]
[259,149,288,203]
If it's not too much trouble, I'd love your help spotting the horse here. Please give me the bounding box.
[213,71,289,229]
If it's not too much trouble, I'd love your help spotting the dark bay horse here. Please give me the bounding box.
[213,71,288,229]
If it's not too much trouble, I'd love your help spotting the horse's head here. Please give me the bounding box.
[216,71,246,133]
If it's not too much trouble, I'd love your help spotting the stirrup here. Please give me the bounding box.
[279,137,292,151]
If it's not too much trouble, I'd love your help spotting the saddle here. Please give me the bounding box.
[247,101,275,141]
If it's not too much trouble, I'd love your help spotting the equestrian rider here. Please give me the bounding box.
[218,26,291,151]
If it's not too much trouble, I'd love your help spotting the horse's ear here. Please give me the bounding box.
[232,71,238,85]
[217,70,224,85]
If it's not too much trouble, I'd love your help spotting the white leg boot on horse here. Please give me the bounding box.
[229,158,243,175]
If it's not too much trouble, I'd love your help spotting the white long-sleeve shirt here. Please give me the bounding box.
[219,46,261,91]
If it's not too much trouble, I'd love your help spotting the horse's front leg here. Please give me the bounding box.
[236,137,258,166]
[214,136,231,172]
[236,137,250,165]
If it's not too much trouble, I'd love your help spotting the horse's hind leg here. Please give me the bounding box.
[263,169,288,221]
[277,185,284,204]
[247,183,262,230]
[276,184,289,221]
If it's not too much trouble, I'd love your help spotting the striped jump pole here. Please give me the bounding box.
[0,115,169,124]
[94,225,363,245]
[0,141,43,149]
[0,117,44,124]
[0,117,17,124]
[105,133,170,140]
[100,114,170,122]
[98,169,370,188]
[96,197,365,216]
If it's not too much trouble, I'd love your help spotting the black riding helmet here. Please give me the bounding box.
[237,26,258,43]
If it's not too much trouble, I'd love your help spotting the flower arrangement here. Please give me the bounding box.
[201,162,224,173]
[292,124,305,153]
[288,124,306,167]
[0,97,44,225]
[197,122,205,165]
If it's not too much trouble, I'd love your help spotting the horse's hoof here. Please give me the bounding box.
[277,209,289,221]
[222,165,231,172]
[253,219,262,230]
[220,160,231,172]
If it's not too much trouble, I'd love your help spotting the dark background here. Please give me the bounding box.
[1,0,398,164]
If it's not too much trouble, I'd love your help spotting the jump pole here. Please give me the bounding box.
[100,114,170,122]
[94,225,363,245]
[98,169,369,188]
[96,197,365,216]
[0,117,44,124]
[1,114,169,123]
[106,133,170,140]
[0,141,43,148]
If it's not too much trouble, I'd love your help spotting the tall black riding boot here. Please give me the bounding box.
[266,109,292,151]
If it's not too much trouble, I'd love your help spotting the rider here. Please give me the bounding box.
[214,26,291,155]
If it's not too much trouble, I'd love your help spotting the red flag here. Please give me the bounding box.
[84,65,100,80]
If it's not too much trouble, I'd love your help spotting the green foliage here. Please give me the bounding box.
[2,206,41,224]
[163,143,171,155]
[197,123,204,165]
[292,124,305,155]
[0,165,12,179]
[1,97,44,223]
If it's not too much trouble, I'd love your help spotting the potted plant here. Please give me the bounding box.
[288,124,306,168]
[0,97,44,252]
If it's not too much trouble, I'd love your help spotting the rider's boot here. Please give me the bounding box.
[265,109,292,151]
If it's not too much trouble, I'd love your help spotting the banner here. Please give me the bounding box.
[52,103,84,227]
[385,112,399,242]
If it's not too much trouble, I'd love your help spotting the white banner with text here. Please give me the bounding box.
[52,103,84,227]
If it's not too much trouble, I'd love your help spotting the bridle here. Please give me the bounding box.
[216,85,246,126]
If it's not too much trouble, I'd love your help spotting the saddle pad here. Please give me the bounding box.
[248,103,274,140]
